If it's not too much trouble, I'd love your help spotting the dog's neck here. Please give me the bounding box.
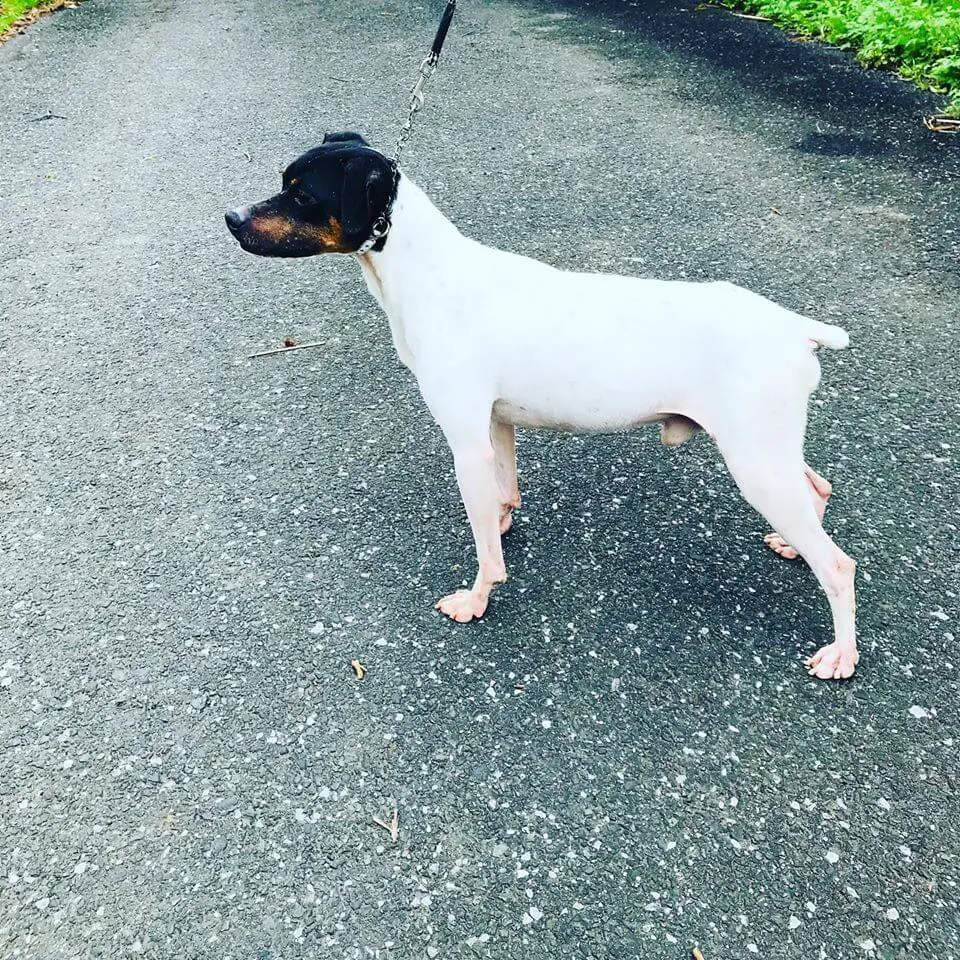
[354,174,463,314]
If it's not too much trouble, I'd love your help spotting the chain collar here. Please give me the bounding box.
[354,157,398,256]
[355,213,391,256]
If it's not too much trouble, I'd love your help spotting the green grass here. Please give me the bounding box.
[727,0,960,115]
[1,1,63,36]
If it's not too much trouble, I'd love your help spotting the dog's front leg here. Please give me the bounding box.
[435,441,507,623]
[419,372,507,622]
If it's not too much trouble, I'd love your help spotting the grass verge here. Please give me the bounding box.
[725,0,960,116]
[1,0,81,42]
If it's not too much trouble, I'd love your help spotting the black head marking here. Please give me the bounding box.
[322,131,369,146]
[225,133,397,258]
[340,154,393,237]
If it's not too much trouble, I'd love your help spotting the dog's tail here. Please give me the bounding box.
[805,318,850,350]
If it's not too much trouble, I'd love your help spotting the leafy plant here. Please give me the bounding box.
[729,0,960,115]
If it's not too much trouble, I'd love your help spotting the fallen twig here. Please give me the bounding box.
[923,115,960,133]
[350,659,366,680]
[28,112,68,122]
[246,340,325,359]
[373,808,399,842]
[692,948,706,960]
[729,10,772,19]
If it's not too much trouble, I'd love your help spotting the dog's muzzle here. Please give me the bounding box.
[225,206,251,235]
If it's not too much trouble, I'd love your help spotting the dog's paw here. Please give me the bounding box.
[436,589,488,623]
[764,532,799,560]
[805,642,859,680]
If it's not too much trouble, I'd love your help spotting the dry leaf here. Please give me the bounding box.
[350,659,366,680]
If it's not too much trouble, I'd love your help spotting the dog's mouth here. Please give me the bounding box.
[225,207,257,249]
[225,206,273,256]
[227,224,270,257]
[225,205,343,258]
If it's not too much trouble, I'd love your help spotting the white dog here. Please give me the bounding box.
[226,133,858,680]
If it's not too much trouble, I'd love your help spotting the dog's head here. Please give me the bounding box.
[225,132,396,257]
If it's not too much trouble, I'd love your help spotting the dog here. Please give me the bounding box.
[226,132,858,680]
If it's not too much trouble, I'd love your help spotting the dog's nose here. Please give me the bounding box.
[225,207,248,232]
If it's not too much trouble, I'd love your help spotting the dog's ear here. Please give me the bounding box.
[323,131,368,146]
[341,155,392,237]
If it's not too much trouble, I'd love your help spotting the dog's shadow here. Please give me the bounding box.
[400,425,830,675]
[283,337,833,679]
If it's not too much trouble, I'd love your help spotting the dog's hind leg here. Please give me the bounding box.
[491,419,521,534]
[717,422,858,680]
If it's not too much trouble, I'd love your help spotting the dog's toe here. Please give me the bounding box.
[436,589,488,623]
[764,532,799,560]
[805,642,859,680]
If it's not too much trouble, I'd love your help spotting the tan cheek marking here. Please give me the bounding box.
[252,215,293,241]
[252,214,346,252]
[324,216,345,249]
[298,216,347,252]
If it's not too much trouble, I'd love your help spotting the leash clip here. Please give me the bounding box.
[393,1,456,170]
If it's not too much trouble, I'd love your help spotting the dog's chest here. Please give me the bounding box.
[358,255,416,369]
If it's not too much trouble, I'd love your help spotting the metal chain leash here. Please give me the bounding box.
[393,54,438,171]
[357,2,456,254]
[394,0,456,168]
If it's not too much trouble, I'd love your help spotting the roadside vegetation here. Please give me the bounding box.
[1,0,79,40]
[3,1,957,118]
[728,0,960,115]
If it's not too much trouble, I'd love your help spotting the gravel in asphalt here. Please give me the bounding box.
[1,0,958,957]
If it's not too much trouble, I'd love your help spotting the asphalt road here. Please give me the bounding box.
[1,1,959,958]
